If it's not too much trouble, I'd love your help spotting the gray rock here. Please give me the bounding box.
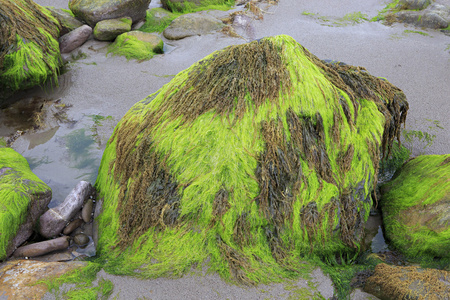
[13,236,70,258]
[421,11,449,28]
[46,7,84,36]
[63,218,84,235]
[397,0,430,10]
[0,148,52,260]
[39,181,93,238]
[73,233,90,246]
[395,1,450,29]
[82,199,94,222]
[69,0,151,27]
[93,17,132,41]
[59,25,93,54]
[163,13,225,40]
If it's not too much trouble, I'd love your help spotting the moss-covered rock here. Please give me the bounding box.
[93,17,132,41]
[161,0,234,13]
[107,31,163,60]
[139,8,178,33]
[0,147,52,261]
[69,0,151,27]
[364,263,450,299]
[0,0,62,105]
[380,154,450,258]
[96,35,408,283]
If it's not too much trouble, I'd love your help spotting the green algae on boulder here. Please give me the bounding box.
[161,0,234,13]
[107,31,163,60]
[96,35,408,283]
[380,154,450,258]
[0,147,52,260]
[0,0,62,104]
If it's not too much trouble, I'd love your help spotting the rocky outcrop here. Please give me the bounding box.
[0,0,61,105]
[163,13,225,40]
[95,35,408,283]
[69,0,151,27]
[59,24,93,53]
[38,181,94,238]
[0,260,85,299]
[93,17,132,41]
[364,263,450,299]
[0,147,52,261]
[380,154,450,258]
[107,31,164,60]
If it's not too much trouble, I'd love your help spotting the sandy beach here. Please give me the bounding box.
[3,0,449,298]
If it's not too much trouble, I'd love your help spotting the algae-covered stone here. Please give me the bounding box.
[163,13,225,40]
[69,0,152,27]
[107,31,163,60]
[139,8,177,33]
[95,35,408,283]
[46,7,84,36]
[364,263,450,299]
[161,0,233,12]
[380,154,450,258]
[0,0,62,105]
[0,147,52,261]
[94,17,132,41]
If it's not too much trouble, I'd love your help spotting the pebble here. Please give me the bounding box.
[73,233,90,246]
[63,218,84,235]
[82,199,94,223]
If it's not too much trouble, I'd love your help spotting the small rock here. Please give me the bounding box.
[63,218,84,235]
[39,181,93,238]
[93,17,132,41]
[163,13,225,40]
[13,236,70,258]
[73,233,90,246]
[82,199,94,222]
[59,25,93,53]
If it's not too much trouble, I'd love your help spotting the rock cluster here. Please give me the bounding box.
[395,0,450,29]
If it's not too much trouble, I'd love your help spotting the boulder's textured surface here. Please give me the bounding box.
[0,260,85,299]
[59,24,93,54]
[0,0,61,104]
[13,236,70,258]
[380,154,450,258]
[93,17,132,41]
[395,2,450,29]
[0,147,52,261]
[163,13,225,40]
[96,35,408,283]
[69,0,151,27]
[46,7,84,36]
[107,31,163,60]
[364,263,450,300]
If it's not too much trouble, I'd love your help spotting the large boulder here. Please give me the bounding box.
[0,0,62,106]
[95,35,408,283]
[0,147,52,261]
[364,263,450,299]
[69,0,152,27]
[163,13,225,40]
[380,154,450,258]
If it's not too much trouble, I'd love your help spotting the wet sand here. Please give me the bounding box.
[6,0,450,298]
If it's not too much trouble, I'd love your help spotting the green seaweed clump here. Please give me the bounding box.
[107,31,164,61]
[161,0,235,13]
[139,8,179,33]
[95,34,408,284]
[0,0,61,101]
[380,154,450,258]
[0,147,51,260]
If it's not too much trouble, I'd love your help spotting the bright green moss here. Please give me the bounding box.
[381,154,450,258]
[96,35,407,283]
[107,32,163,60]
[139,8,179,33]
[0,0,61,97]
[0,147,51,260]
[162,0,235,13]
